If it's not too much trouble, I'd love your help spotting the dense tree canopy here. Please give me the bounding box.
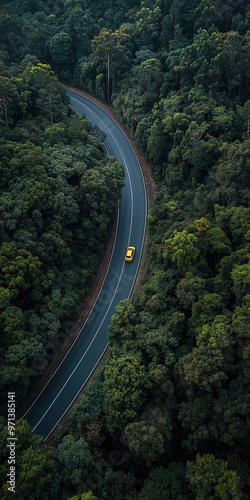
[0,59,124,420]
[1,0,250,498]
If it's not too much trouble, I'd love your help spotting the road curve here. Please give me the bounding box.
[23,89,147,440]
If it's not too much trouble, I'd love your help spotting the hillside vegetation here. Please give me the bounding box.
[0,0,250,499]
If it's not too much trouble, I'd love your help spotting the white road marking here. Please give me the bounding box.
[23,93,144,438]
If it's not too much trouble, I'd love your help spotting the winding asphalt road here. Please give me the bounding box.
[23,89,147,440]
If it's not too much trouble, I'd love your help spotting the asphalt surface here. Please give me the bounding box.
[23,89,147,440]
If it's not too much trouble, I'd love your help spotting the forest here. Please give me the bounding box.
[0,0,250,499]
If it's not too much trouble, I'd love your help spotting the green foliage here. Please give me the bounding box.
[133,58,163,103]
[176,272,205,312]
[231,261,250,300]
[49,32,74,80]
[26,63,66,124]
[0,242,42,300]
[92,27,131,100]
[108,299,138,349]
[57,435,92,485]
[102,471,138,500]
[135,2,162,46]
[124,405,172,466]
[186,453,244,500]
[80,494,99,500]
[237,99,250,138]
[164,230,200,277]
[232,295,250,341]
[0,420,55,500]
[139,463,187,500]
[104,355,149,434]
[194,216,211,234]
[178,375,250,450]
[1,0,250,497]
[175,345,228,397]
[190,293,226,333]
[0,58,124,412]
[196,320,232,350]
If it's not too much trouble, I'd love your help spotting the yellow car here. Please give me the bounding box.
[125,246,135,262]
